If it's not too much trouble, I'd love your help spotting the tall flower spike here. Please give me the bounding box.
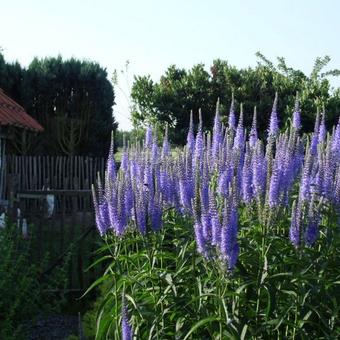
[122,299,133,340]
[268,92,279,136]
[268,159,281,207]
[322,139,333,200]
[121,135,129,173]
[162,124,170,158]
[193,109,204,170]
[92,184,107,236]
[249,106,258,148]
[234,103,244,149]
[187,110,195,153]
[292,92,301,130]
[212,98,222,159]
[221,197,239,271]
[299,146,312,202]
[304,194,320,246]
[201,162,211,240]
[332,117,340,160]
[228,93,236,130]
[194,222,208,257]
[289,200,300,247]
[210,190,221,246]
[252,141,267,197]
[151,133,158,163]
[145,125,153,148]
[310,109,320,155]
[318,109,326,143]
[150,196,163,231]
[241,146,253,203]
[107,131,116,181]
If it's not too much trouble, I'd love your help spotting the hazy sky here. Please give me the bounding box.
[1,0,340,130]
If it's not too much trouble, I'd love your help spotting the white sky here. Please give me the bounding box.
[1,0,340,130]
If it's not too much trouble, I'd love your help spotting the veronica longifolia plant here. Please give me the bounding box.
[93,94,340,269]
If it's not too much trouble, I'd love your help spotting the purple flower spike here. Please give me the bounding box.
[151,136,158,163]
[218,167,233,197]
[179,178,194,212]
[98,201,110,234]
[318,111,326,142]
[305,221,319,247]
[212,99,222,160]
[193,110,204,170]
[304,195,320,246]
[299,150,312,202]
[228,93,237,130]
[122,302,133,340]
[209,190,221,246]
[292,94,301,130]
[221,199,239,271]
[187,111,195,153]
[268,92,279,137]
[252,141,267,197]
[107,132,116,181]
[92,185,109,236]
[228,243,240,271]
[241,148,253,203]
[268,162,281,207]
[162,124,170,158]
[289,201,300,247]
[121,150,129,173]
[331,118,340,160]
[249,107,258,148]
[136,193,147,234]
[202,211,211,241]
[310,110,320,155]
[145,125,153,148]
[151,199,162,231]
[194,222,208,257]
[234,104,244,149]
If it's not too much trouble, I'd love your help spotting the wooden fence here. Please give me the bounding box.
[4,155,108,292]
[6,155,106,191]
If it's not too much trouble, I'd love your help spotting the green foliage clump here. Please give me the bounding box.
[84,210,340,339]
[0,222,68,339]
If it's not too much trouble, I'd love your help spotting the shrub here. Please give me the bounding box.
[0,222,68,339]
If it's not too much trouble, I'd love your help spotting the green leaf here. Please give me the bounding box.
[80,273,111,298]
[183,317,220,340]
[240,324,248,340]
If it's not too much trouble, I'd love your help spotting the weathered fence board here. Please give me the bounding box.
[6,155,107,291]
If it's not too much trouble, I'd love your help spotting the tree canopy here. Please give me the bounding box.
[131,54,340,145]
[0,52,117,155]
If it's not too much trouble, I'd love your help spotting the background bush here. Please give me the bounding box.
[0,222,69,339]
[131,54,340,144]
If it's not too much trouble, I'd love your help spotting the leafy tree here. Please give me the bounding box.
[24,56,117,155]
[132,64,213,145]
[0,53,25,104]
[131,54,340,145]
[0,52,117,156]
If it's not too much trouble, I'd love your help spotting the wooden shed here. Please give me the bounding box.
[0,88,43,205]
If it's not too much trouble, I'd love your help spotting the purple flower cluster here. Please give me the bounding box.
[94,94,340,269]
[122,300,133,340]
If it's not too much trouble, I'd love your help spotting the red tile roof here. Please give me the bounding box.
[0,88,43,132]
